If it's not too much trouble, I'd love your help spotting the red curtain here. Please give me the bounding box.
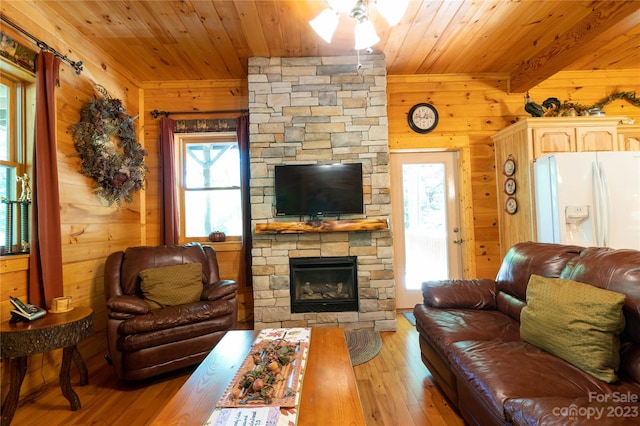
[236,114,252,287]
[159,116,179,245]
[28,52,63,309]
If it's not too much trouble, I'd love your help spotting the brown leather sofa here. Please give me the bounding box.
[414,242,640,425]
[104,243,238,381]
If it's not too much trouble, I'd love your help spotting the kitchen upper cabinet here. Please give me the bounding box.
[532,127,575,158]
[618,124,640,151]
[491,117,627,258]
[576,126,618,152]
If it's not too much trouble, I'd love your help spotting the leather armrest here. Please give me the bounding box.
[422,279,497,309]
[107,295,150,315]
[621,342,640,384]
[202,280,238,301]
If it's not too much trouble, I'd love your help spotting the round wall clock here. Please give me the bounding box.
[408,103,439,134]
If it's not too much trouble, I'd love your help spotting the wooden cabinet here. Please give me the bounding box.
[618,124,640,151]
[532,127,575,158]
[491,117,627,258]
[576,126,618,152]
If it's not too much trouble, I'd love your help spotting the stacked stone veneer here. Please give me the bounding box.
[248,55,396,332]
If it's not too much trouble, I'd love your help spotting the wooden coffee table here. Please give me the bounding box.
[149,327,365,426]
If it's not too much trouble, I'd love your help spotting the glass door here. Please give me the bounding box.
[391,151,463,309]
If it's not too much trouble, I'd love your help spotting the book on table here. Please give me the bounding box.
[9,296,46,322]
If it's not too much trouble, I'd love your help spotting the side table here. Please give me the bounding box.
[0,306,94,426]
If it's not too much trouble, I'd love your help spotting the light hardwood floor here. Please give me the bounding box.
[8,312,464,426]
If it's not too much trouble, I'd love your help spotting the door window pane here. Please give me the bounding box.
[402,163,448,288]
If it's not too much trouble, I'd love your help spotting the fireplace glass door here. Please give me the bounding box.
[290,257,358,313]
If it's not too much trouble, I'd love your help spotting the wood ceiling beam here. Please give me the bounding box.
[509,2,640,93]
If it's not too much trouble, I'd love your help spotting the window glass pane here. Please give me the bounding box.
[185,143,239,188]
[184,189,242,237]
[0,165,16,250]
[0,164,16,199]
[0,83,9,161]
[402,163,447,287]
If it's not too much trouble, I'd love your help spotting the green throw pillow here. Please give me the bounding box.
[139,263,203,310]
[520,274,625,383]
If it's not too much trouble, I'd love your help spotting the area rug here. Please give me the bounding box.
[402,311,416,326]
[345,330,382,366]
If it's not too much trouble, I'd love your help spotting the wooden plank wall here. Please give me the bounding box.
[387,70,640,277]
[0,2,143,401]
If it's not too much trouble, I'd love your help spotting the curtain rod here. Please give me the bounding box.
[1,15,84,75]
[150,109,249,119]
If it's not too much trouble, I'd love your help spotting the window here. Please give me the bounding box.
[0,72,31,255]
[178,133,242,240]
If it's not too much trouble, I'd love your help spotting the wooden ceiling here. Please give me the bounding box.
[28,1,640,92]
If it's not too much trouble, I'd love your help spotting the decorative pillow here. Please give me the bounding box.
[139,263,203,310]
[520,274,625,383]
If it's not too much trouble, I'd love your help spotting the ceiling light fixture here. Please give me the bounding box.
[309,0,409,50]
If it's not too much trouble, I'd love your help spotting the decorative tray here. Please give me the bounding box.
[216,328,310,408]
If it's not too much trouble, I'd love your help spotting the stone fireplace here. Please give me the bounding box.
[248,55,396,332]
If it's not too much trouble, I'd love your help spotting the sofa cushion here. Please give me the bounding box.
[117,302,235,352]
[118,300,234,336]
[449,340,614,422]
[422,279,497,309]
[520,275,626,383]
[140,263,203,309]
[495,242,583,302]
[414,305,521,354]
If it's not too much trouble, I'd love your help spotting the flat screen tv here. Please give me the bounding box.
[274,163,364,217]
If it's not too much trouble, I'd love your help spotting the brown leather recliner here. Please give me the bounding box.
[104,242,238,381]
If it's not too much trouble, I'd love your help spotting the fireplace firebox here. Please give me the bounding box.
[290,256,358,313]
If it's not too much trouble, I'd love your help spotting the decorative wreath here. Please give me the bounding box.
[69,87,147,206]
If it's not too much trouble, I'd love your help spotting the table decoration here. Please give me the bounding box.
[205,328,310,426]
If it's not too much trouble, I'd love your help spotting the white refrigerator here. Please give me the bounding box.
[533,151,640,250]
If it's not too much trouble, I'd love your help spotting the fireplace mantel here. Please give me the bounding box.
[254,219,389,234]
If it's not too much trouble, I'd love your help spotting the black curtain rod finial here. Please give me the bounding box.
[72,60,83,75]
[1,14,84,76]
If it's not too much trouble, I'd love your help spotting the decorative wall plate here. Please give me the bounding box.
[504,178,516,195]
[503,157,516,176]
[505,197,518,215]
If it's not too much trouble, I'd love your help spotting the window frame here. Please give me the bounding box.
[0,66,33,256]
[177,132,242,244]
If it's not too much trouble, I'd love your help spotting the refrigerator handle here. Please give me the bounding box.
[599,161,611,247]
[592,162,604,246]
